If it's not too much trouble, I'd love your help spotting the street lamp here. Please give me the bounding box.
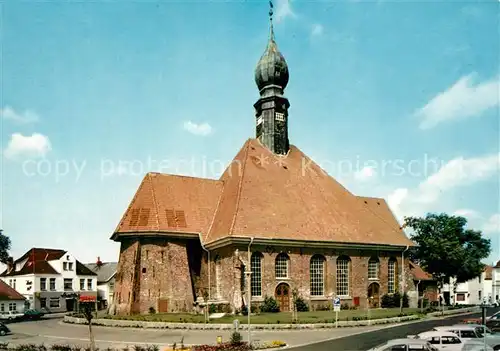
[479,302,490,350]
[245,269,252,344]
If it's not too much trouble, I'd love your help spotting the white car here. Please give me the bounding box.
[368,338,440,350]
[0,311,23,320]
[409,330,484,351]
[432,325,500,350]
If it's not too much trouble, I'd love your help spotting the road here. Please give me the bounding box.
[0,316,394,349]
[289,307,500,351]
[1,308,497,349]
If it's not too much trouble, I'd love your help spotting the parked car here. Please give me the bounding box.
[432,325,500,350]
[0,322,9,336]
[487,312,500,332]
[408,330,489,351]
[0,311,24,321]
[23,309,44,320]
[367,338,440,350]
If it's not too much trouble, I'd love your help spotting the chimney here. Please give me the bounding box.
[96,256,103,268]
[6,257,14,273]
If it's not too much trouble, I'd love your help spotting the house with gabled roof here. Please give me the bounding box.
[0,248,97,312]
[109,8,415,315]
[85,258,117,310]
[0,279,27,314]
[492,260,500,304]
[408,262,438,307]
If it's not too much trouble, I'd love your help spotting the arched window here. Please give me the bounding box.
[388,258,397,294]
[251,252,263,297]
[368,257,380,280]
[275,253,289,279]
[214,255,222,299]
[336,256,351,296]
[310,255,325,296]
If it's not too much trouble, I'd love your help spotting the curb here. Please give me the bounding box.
[63,307,480,331]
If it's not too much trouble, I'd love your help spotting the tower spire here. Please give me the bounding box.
[253,0,290,155]
[269,0,275,41]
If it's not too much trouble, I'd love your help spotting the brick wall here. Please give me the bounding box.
[213,245,410,311]
[112,239,411,314]
[112,237,205,315]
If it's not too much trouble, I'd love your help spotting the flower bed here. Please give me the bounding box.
[0,342,285,351]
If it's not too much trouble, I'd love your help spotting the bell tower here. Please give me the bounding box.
[253,1,290,155]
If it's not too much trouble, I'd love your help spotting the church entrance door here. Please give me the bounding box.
[368,283,380,308]
[275,283,290,312]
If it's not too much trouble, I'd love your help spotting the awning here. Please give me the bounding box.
[79,295,96,302]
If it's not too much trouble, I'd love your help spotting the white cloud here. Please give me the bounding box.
[274,0,296,23]
[3,133,52,160]
[311,24,324,36]
[354,166,376,182]
[182,121,213,136]
[416,73,499,129]
[388,152,500,220]
[483,213,500,233]
[453,209,481,219]
[0,106,39,124]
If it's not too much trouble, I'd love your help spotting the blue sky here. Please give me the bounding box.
[1,0,499,265]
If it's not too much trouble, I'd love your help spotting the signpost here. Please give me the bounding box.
[333,296,341,328]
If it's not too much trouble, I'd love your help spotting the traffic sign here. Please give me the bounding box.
[333,296,341,312]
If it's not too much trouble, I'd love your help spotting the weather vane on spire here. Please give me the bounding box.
[269,0,275,40]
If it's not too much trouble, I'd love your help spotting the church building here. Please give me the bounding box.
[109,8,415,315]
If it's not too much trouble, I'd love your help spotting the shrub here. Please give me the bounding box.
[294,296,309,312]
[148,307,156,314]
[209,304,217,314]
[260,296,280,313]
[230,331,243,345]
[381,293,409,308]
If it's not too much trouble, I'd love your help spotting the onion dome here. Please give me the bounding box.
[254,25,289,92]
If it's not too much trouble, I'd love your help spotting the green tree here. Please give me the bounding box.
[404,213,491,304]
[0,230,11,263]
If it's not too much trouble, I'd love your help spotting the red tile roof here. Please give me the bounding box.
[409,261,434,281]
[113,173,223,237]
[484,265,493,280]
[495,260,500,268]
[113,139,415,248]
[0,248,95,277]
[0,280,25,301]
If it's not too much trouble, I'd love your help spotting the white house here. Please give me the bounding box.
[442,265,494,305]
[0,279,27,313]
[85,258,117,310]
[0,248,98,312]
[493,260,500,304]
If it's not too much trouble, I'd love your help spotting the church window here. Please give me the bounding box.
[257,116,263,125]
[336,256,351,297]
[388,258,397,294]
[310,255,325,296]
[275,112,285,122]
[215,255,222,299]
[251,252,263,297]
[368,257,379,280]
[275,253,289,279]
